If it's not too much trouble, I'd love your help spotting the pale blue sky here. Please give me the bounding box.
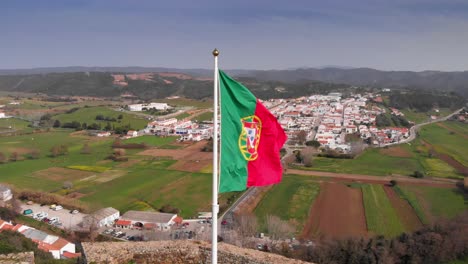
[2,0,468,71]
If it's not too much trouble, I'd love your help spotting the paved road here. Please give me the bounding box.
[382,108,464,147]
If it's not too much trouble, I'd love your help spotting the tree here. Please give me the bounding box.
[53,119,61,128]
[63,181,73,189]
[304,156,313,167]
[9,152,19,162]
[412,171,424,178]
[104,122,112,131]
[0,152,7,163]
[266,215,295,240]
[234,212,258,238]
[29,149,40,159]
[117,114,123,119]
[297,131,307,145]
[306,140,321,148]
[81,143,91,154]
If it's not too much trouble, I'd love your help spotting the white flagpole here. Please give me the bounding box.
[211,48,220,264]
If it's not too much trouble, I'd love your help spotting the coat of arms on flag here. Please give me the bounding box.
[239,115,262,161]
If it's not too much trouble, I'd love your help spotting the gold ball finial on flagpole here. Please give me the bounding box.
[212,48,219,57]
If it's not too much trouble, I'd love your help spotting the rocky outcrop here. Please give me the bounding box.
[0,252,35,264]
[83,240,309,264]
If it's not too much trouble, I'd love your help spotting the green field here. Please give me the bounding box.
[299,121,467,178]
[191,111,213,122]
[393,185,428,224]
[174,112,190,120]
[310,147,423,176]
[0,131,114,190]
[254,175,320,232]
[123,135,178,147]
[0,129,222,218]
[419,122,468,166]
[398,185,468,222]
[79,159,213,218]
[54,106,149,130]
[0,118,32,132]
[401,108,452,124]
[155,98,212,109]
[361,184,405,237]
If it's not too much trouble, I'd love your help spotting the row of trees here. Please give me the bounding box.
[280,212,468,264]
[52,119,133,134]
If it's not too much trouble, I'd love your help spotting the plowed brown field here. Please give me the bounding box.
[383,185,422,231]
[301,182,367,239]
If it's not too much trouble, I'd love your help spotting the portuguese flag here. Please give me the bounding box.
[219,70,287,193]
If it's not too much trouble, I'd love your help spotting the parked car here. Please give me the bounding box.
[53,205,63,211]
[23,209,33,216]
[50,204,56,209]
[42,218,50,223]
[70,209,79,214]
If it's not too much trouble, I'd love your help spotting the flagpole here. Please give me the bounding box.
[211,48,220,264]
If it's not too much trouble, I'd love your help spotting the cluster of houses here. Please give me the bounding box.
[0,219,80,259]
[266,92,412,152]
[143,118,213,141]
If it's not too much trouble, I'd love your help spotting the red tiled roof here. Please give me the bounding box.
[115,219,132,226]
[173,216,183,224]
[144,223,157,229]
[63,251,81,259]
[51,238,70,249]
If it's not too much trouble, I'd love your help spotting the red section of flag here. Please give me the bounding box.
[247,100,287,187]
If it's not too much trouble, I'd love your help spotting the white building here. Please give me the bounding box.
[22,228,76,259]
[86,207,120,227]
[0,112,6,118]
[118,211,178,231]
[0,185,12,201]
[128,103,170,112]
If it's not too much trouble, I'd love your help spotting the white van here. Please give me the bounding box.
[53,205,63,211]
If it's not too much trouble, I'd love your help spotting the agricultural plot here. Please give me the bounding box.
[0,118,32,132]
[419,122,468,167]
[191,111,213,122]
[79,164,214,218]
[301,121,467,178]
[303,182,367,239]
[54,106,149,129]
[399,185,468,222]
[311,148,423,176]
[0,131,114,190]
[254,175,320,232]
[361,184,405,237]
[123,135,178,147]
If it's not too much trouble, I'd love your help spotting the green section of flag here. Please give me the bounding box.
[219,70,257,193]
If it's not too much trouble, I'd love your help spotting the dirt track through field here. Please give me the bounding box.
[301,182,367,239]
[286,169,457,188]
[383,185,423,231]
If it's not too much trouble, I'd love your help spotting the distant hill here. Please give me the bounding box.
[238,67,468,97]
[0,72,348,100]
[1,66,467,97]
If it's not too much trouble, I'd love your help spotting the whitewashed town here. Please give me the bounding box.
[118,92,411,153]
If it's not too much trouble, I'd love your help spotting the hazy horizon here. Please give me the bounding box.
[2,0,468,71]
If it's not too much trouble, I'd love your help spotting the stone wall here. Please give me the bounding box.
[83,240,310,264]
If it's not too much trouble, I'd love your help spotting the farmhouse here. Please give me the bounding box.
[0,185,13,202]
[118,211,178,230]
[126,130,138,138]
[128,103,170,112]
[85,207,120,227]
